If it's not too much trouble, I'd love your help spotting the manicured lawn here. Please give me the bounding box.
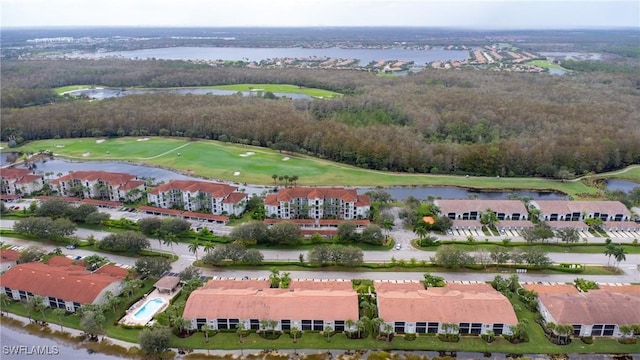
[207,84,342,99]
[15,137,601,198]
[53,85,95,95]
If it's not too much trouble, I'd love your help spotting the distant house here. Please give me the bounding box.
[183,279,359,332]
[434,199,528,221]
[375,281,518,335]
[0,249,19,273]
[52,171,145,202]
[529,200,632,222]
[264,187,370,220]
[0,168,44,197]
[147,180,246,216]
[0,256,126,312]
[524,283,640,338]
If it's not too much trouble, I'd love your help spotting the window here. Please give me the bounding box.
[196,318,207,330]
[459,323,470,334]
[229,319,239,330]
[313,320,324,331]
[281,320,291,331]
[416,322,427,334]
[4,287,12,297]
[470,323,482,335]
[334,320,345,332]
[573,325,582,336]
[493,324,504,335]
[302,320,312,331]
[250,319,260,330]
[217,318,229,330]
[603,325,615,336]
[592,324,616,336]
[394,322,405,334]
[591,324,603,336]
[428,322,439,334]
[48,297,57,308]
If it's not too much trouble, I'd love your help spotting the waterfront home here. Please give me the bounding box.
[52,171,145,202]
[0,256,126,312]
[147,180,246,216]
[0,168,44,197]
[524,283,640,338]
[264,187,370,220]
[529,200,632,222]
[375,281,518,335]
[183,279,359,332]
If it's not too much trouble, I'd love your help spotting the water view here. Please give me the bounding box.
[17,158,567,200]
[68,88,314,100]
[98,46,469,65]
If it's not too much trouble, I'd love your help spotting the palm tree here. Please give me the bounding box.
[163,233,179,253]
[188,240,201,260]
[383,323,394,342]
[290,326,301,343]
[414,225,427,241]
[201,323,211,344]
[280,272,291,288]
[613,245,627,269]
[271,174,278,186]
[370,317,384,339]
[0,293,10,315]
[290,175,299,186]
[381,217,394,238]
[324,325,333,342]
[360,300,376,318]
[283,175,290,187]
[236,322,246,343]
[52,308,66,331]
[604,243,615,267]
[269,268,281,288]
[203,241,215,254]
[357,316,371,339]
[345,319,356,336]
[620,325,633,339]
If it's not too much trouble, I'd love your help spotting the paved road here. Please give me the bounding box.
[2,217,639,283]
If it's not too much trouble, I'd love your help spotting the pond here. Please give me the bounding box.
[22,159,567,200]
[67,87,314,100]
[606,179,640,193]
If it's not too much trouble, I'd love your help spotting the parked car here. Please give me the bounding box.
[65,244,76,250]
[395,244,401,250]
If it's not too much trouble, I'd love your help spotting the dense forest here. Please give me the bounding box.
[2,59,639,178]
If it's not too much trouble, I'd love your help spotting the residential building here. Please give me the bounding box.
[183,279,359,332]
[529,200,632,222]
[52,171,145,202]
[434,199,528,221]
[147,180,246,216]
[375,281,518,335]
[525,283,640,338]
[1,168,44,197]
[0,249,19,273]
[0,256,126,312]
[264,187,370,220]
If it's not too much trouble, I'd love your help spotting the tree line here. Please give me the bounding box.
[2,59,639,178]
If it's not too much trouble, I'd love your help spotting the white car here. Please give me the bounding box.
[395,244,401,250]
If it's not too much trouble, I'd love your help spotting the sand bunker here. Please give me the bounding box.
[82,152,91,157]
[137,138,150,142]
[282,157,290,161]
[96,139,106,144]
[239,151,255,157]
[233,172,240,176]
[55,145,65,148]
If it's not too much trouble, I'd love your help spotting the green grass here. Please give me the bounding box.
[15,137,603,198]
[207,84,342,99]
[526,60,567,71]
[53,84,342,99]
[53,85,95,95]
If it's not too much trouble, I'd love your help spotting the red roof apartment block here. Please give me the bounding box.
[0,256,126,311]
[530,200,632,222]
[52,171,145,202]
[147,180,246,217]
[375,281,518,335]
[183,279,359,331]
[1,168,44,197]
[264,187,370,222]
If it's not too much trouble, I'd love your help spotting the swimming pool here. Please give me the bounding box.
[133,298,165,321]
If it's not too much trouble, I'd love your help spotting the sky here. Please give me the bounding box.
[1,0,638,29]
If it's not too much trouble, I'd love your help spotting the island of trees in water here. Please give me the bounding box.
[1,58,639,179]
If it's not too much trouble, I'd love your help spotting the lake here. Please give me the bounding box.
[606,179,640,193]
[68,88,314,100]
[23,159,566,200]
[98,46,469,65]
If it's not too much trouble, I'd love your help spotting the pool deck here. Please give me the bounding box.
[119,287,179,326]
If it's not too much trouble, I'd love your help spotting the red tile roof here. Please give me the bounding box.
[376,281,518,325]
[531,200,631,217]
[55,171,138,186]
[0,249,19,263]
[95,264,130,278]
[0,260,125,304]
[15,174,43,184]
[538,290,640,326]
[119,180,145,191]
[149,180,237,198]
[0,194,19,200]
[222,192,247,204]
[184,279,359,321]
[264,187,369,206]
[0,168,32,180]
